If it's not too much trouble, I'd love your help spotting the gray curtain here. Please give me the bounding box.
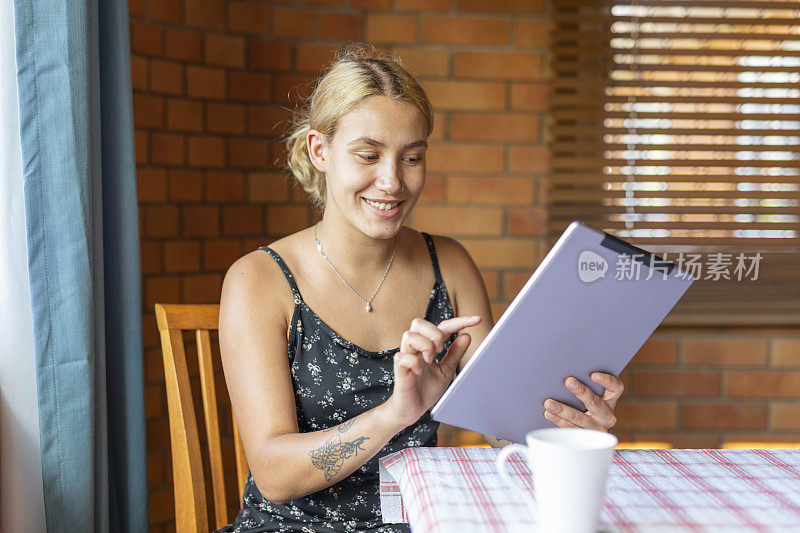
[13,0,147,531]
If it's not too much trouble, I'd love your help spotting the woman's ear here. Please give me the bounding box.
[307,129,328,172]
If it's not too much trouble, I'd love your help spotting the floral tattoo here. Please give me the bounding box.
[309,419,368,481]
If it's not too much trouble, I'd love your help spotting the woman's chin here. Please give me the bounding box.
[358,213,407,239]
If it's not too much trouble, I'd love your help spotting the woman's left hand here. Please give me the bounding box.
[543,372,624,432]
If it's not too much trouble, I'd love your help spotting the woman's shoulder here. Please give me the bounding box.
[416,232,484,308]
[421,232,477,272]
[226,227,312,280]
[220,228,312,324]
[256,226,318,278]
[397,228,465,271]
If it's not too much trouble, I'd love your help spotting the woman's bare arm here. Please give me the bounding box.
[431,236,511,447]
[219,252,406,504]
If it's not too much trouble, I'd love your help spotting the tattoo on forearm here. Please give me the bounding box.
[310,418,368,481]
[323,418,355,433]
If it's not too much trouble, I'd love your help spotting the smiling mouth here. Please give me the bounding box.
[363,198,403,211]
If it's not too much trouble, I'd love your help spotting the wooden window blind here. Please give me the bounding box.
[550,0,800,326]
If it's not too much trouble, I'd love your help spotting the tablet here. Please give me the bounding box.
[431,220,694,443]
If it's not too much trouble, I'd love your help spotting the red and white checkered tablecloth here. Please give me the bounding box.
[379,446,800,532]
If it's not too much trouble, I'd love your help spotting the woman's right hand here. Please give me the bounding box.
[386,315,482,428]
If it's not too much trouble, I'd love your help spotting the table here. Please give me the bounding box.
[379,446,800,532]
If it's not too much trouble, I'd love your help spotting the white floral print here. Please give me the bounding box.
[217,234,454,533]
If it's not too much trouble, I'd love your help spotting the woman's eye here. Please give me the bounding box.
[356,154,422,163]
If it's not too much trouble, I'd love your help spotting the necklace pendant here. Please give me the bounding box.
[314,223,395,316]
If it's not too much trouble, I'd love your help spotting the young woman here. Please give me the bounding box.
[217,45,624,533]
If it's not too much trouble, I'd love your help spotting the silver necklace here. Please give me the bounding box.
[313,223,397,312]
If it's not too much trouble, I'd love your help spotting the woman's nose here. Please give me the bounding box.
[375,160,403,195]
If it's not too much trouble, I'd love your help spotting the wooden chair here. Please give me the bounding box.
[155,303,249,532]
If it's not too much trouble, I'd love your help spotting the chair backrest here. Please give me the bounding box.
[155,303,249,532]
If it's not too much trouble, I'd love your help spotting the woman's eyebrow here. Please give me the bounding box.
[347,136,428,149]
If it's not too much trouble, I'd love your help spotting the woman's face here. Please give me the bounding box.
[310,94,428,240]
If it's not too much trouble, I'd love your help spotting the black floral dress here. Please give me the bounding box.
[217,233,456,532]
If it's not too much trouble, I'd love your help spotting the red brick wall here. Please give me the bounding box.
[129,1,799,530]
[617,331,800,449]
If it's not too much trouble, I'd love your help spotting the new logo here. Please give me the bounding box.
[578,250,607,283]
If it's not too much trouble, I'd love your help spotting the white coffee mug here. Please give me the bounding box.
[496,428,617,533]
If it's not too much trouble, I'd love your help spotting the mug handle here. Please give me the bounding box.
[496,444,537,512]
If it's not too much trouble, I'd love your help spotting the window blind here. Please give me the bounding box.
[550,0,800,325]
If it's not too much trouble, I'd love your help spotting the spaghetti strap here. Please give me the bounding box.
[222,240,452,531]
[420,232,444,285]
[258,246,303,303]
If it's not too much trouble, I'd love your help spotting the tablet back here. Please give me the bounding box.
[431,221,694,443]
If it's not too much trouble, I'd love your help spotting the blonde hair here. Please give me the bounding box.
[285,44,434,208]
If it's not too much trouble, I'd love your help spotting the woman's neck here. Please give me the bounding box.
[315,210,399,275]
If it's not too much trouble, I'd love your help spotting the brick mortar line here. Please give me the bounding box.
[134,6,550,38]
